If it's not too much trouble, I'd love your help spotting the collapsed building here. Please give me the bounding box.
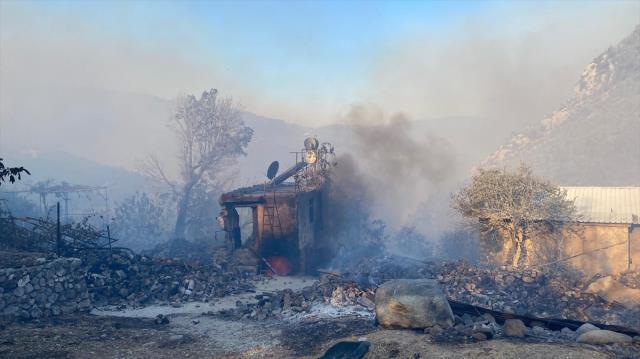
[218,138,337,274]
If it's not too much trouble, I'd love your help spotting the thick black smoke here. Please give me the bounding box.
[344,105,456,228]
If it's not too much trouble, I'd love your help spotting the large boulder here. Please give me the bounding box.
[375,279,454,329]
[503,319,527,337]
[576,330,633,344]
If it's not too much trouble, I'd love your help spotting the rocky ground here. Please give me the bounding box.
[1,286,637,358]
[2,252,640,357]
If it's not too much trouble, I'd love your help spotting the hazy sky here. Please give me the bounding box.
[1,0,638,127]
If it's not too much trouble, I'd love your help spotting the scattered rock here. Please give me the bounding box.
[503,319,527,337]
[424,324,444,336]
[560,327,577,339]
[531,326,547,336]
[155,314,169,325]
[530,320,545,328]
[481,313,496,323]
[472,323,495,339]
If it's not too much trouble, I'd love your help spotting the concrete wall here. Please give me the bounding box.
[0,257,90,320]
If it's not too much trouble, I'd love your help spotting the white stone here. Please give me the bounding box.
[576,330,633,344]
[576,323,599,336]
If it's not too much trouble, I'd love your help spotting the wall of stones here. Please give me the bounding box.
[0,257,90,320]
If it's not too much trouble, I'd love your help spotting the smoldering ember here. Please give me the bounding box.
[1,3,640,359]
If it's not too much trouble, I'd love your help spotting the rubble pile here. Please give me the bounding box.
[0,257,90,320]
[84,250,256,307]
[222,274,375,320]
[436,261,591,317]
[433,261,640,329]
[613,271,640,289]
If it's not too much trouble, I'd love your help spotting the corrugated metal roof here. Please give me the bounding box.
[560,187,640,224]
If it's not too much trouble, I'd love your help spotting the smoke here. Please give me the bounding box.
[336,105,456,230]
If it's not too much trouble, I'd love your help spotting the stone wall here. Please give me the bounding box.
[0,257,90,320]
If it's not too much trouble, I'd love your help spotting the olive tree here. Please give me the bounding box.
[143,89,252,239]
[451,165,576,267]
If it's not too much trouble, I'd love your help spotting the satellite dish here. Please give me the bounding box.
[304,137,319,150]
[267,161,279,180]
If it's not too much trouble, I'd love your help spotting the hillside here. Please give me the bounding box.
[486,25,640,185]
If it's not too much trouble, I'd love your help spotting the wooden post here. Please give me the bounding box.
[56,202,61,256]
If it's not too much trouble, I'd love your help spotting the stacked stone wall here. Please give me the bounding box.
[0,257,90,320]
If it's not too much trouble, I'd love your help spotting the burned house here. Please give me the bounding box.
[218,138,336,274]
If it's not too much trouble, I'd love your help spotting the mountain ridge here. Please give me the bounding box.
[485,25,640,185]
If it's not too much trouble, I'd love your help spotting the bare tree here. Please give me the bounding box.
[144,89,253,239]
[451,165,576,267]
